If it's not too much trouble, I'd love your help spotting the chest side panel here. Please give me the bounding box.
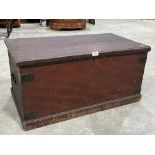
[21,52,147,120]
[8,53,24,120]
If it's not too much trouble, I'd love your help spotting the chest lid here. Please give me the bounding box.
[4,33,151,67]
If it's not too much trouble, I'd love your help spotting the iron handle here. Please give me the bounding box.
[11,73,17,84]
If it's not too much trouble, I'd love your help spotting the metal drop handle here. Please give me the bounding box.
[11,73,17,84]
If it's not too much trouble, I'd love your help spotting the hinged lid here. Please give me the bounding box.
[4,33,151,67]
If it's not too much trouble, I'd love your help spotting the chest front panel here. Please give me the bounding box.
[20,53,147,120]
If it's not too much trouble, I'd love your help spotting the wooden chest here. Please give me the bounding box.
[5,33,151,130]
[49,19,86,30]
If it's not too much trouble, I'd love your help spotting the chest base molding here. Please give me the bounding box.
[11,87,141,131]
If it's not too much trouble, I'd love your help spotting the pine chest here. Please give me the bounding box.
[5,33,151,130]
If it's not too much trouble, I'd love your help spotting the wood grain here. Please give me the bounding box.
[5,33,150,130]
[5,33,150,67]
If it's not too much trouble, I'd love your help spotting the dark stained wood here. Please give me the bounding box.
[49,19,86,30]
[21,53,146,118]
[4,33,150,67]
[0,19,20,28]
[8,53,24,121]
[5,33,151,130]
[23,95,141,130]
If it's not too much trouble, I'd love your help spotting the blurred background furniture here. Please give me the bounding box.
[6,20,12,38]
[87,19,95,25]
[0,19,95,37]
[49,19,86,30]
[0,19,20,28]
[0,19,20,38]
